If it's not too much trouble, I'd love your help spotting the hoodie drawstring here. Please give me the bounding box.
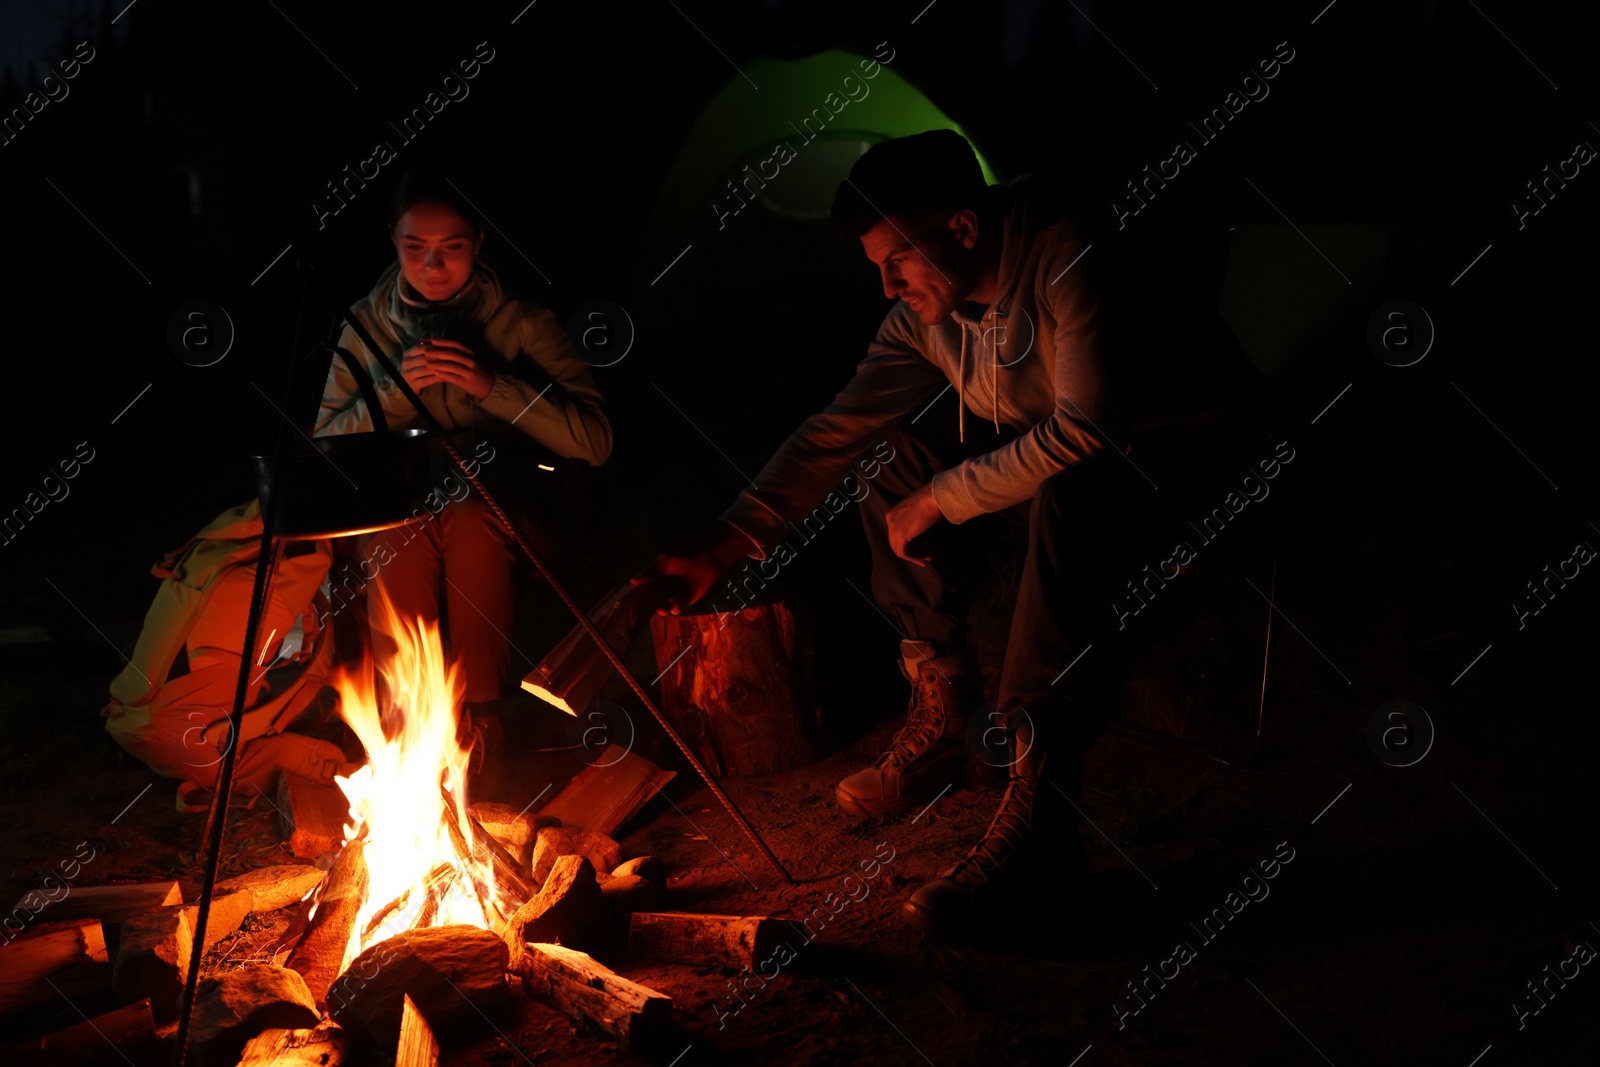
[956,325,967,443]
[991,316,1001,434]
[955,316,1006,443]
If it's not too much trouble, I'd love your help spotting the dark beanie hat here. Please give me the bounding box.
[830,129,989,237]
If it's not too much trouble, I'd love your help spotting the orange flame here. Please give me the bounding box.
[330,589,500,969]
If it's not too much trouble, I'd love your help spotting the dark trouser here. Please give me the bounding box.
[361,490,567,705]
[858,423,1005,658]
[364,496,516,704]
[859,419,1249,763]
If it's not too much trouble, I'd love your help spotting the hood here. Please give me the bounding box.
[988,171,1081,315]
[946,172,1076,441]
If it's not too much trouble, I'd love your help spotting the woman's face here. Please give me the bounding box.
[391,201,483,301]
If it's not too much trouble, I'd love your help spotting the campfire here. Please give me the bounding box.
[330,594,509,966]
[264,592,548,1043]
[251,593,677,1056]
[1,586,805,1065]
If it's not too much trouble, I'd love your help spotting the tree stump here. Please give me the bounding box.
[650,602,820,776]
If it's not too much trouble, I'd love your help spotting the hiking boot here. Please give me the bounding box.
[902,708,1087,939]
[300,737,363,785]
[836,641,982,818]
[175,781,213,814]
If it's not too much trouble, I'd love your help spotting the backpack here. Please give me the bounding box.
[102,500,337,779]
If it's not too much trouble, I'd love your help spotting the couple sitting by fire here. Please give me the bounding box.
[111,132,1260,939]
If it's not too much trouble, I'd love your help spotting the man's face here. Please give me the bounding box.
[859,210,981,325]
[391,201,483,302]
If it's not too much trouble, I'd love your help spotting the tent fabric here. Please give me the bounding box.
[639,49,999,284]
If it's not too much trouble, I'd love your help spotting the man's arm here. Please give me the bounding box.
[637,310,947,613]
[928,235,1120,523]
[476,304,614,466]
[721,307,948,556]
[630,520,761,615]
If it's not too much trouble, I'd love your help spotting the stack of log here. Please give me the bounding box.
[268,801,796,1055]
[0,867,327,1066]
[2,798,796,1064]
[251,799,677,1058]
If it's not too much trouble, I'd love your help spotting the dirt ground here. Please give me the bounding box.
[3,551,1597,1067]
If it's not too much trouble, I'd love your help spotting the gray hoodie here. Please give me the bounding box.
[721,176,1253,555]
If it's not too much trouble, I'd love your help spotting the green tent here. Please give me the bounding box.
[637,49,998,313]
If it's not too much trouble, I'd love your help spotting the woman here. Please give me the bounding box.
[315,171,613,782]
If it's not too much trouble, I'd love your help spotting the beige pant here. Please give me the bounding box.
[111,676,346,804]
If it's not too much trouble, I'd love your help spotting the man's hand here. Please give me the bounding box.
[419,338,495,400]
[885,482,946,566]
[632,521,757,615]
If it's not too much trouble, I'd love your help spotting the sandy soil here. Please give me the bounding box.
[4,585,1597,1067]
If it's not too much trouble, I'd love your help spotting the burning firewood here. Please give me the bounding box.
[396,994,440,1067]
[255,598,609,1049]
[326,925,509,1053]
[0,918,110,1014]
[2,997,155,1066]
[185,964,320,1067]
[276,774,353,860]
[538,748,676,838]
[443,786,535,905]
[8,880,181,925]
[469,802,561,868]
[436,808,503,925]
[284,840,369,1008]
[502,854,615,967]
[515,942,671,1048]
[628,911,788,971]
[215,865,325,913]
[359,860,449,944]
[235,1025,353,1066]
[303,600,526,970]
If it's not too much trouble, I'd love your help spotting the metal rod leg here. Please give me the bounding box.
[342,310,793,885]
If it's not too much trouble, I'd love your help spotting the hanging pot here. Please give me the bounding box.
[252,344,431,539]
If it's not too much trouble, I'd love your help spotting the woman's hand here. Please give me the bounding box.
[400,343,442,392]
[403,338,494,400]
[421,338,495,400]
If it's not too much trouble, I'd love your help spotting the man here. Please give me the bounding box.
[638,130,1261,936]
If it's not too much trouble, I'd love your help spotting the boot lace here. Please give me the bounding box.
[878,673,946,770]
[944,775,1038,888]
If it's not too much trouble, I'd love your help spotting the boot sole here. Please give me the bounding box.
[901,895,979,941]
[835,746,969,818]
[835,786,928,818]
